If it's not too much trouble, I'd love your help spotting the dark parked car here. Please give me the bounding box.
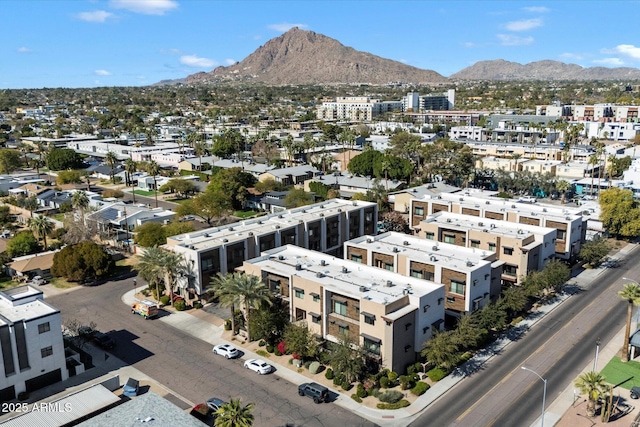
[206,397,226,412]
[298,382,329,403]
[94,331,115,349]
[631,386,640,399]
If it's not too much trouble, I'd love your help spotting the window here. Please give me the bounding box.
[405,322,412,331]
[503,247,514,255]
[384,263,394,271]
[363,338,381,355]
[312,293,320,303]
[404,344,412,353]
[488,243,496,252]
[444,234,455,244]
[423,326,429,334]
[450,280,465,295]
[410,269,423,279]
[470,240,480,248]
[41,346,53,358]
[333,300,347,316]
[295,288,304,299]
[504,264,518,276]
[364,314,375,325]
[424,271,435,281]
[311,313,321,324]
[365,212,373,223]
[38,322,50,334]
[425,232,435,240]
[423,305,430,313]
[338,324,349,336]
[414,206,424,216]
[557,229,566,240]
[351,254,363,263]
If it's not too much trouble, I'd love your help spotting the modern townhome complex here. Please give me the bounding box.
[165,199,378,296]
[0,286,67,401]
[416,212,557,287]
[407,191,586,262]
[344,232,502,321]
[241,245,445,373]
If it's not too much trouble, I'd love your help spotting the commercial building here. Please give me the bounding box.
[403,90,455,112]
[165,199,378,296]
[407,190,586,262]
[316,97,403,121]
[0,286,68,401]
[345,232,502,318]
[416,212,557,286]
[242,245,445,373]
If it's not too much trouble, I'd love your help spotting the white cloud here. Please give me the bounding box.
[593,58,625,66]
[559,52,586,61]
[17,47,31,54]
[109,0,178,15]
[94,70,111,76]
[505,18,542,31]
[612,44,640,60]
[268,23,308,32]
[225,58,237,65]
[496,34,534,46]
[76,10,113,22]
[522,6,549,13]
[180,55,216,68]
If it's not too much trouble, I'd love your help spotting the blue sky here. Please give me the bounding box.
[2,0,639,89]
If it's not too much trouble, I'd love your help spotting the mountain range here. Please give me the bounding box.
[171,28,640,86]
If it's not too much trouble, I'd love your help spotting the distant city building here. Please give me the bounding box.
[316,97,403,121]
[402,90,455,112]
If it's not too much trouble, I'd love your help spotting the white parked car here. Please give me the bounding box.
[244,358,272,374]
[212,343,239,359]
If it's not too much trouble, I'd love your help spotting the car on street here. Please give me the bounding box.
[94,331,115,349]
[31,276,46,286]
[298,382,329,403]
[206,397,227,412]
[244,358,272,374]
[212,343,239,359]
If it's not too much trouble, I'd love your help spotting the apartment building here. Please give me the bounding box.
[407,191,586,262]
[345,232,502,319]
[165,199,378,296]
[416,212,556,286]
[465,141,562,162]
[242,245,445,373]
[403,90,455,112]
[0,286,68,401]
[316,97,403,121]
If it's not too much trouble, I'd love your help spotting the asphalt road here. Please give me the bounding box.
[48,279,375,427]
[411,248,638,427]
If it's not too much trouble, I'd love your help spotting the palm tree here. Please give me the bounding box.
[105,151,118,184]
[588,154,598,197]
[125,158,138,203]
[606,154,617,188]
[421,330,459,370]
[158,250,187,306]
[556,179,570,204]
[595,142,605,197]
[138,247,165,302]
[574,371,607,417]
[214,398,254,427]
[380,158,391,192]
[211,273,272,342]
[71,190,89,221]
[147,160,159,208]
[28,216,53,251]
[618,282,640,362]
[194,140,207,172]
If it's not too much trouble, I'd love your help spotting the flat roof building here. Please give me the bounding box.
[242,245,445,373]
[165,199,378,296]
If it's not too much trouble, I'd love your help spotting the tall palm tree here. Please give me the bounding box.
[194,140,207,172]
[125,158,138,203]
[618,282,640,362]
[71,190,89,223]
[556,179,570,204]
[104,151,119,185]
[595,142,606,197]
[28,216,53,251]
[606,154,617,188]
[211,273,272,342]
[158,250,187,306]
[214,398,254,427]
[588,154,598,197]
[147,160,159,208]
[138,247,165,302]
[574,371,607,417]
[380,158,391,192]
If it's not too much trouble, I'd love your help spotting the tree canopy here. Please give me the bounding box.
[51,241,114,282]
[599,188,640,239]
[208,168,256,210]
[47,148,84,170]
[133,221,194,247]
[0,149,23,174]
[6,231,40,257]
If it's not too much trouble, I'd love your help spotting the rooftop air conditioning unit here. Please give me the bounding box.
[392,247,400,253]
[446,218,452,223]
[511,205,516,208]
[316,272,324,278]
[295,264,302,271]
[412,188,417,193]
[320,259,326,266]
[274,225,280,229]
[342,266,348,273]
[320,205,324,208]
[518,229,523,234]
[222,238,228,243]
[359,286,367,292]
[486,201,490,205]
[353,201,358,206]
[278,255,285,260]
[366,238,374,243]
[337,208,342,212]
[278,214,283,218]
[432,246,439,251]
[302,210,307,213]
[478,222,484,227]
[543,208,547,212]
[430,255,437,261]
[228,227,234,231]
[403,241,409,246]
[258,220,263,224]
[403,288,410,295]
[466,261,473,267]
[490,224,496,229]
[298,219,304,224]
[248,232,254,236]
[386,280,393,287]
[319,213,324,217]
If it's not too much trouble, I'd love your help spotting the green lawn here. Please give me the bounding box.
[234,210,260,219]
[0,275,18,291]
[601,356,640,389]
[52,213,65,222]
[48,277,77,290]
[132,189,157,196]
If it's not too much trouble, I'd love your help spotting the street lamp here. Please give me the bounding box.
[521,366,547,427]
[594,337,600,372]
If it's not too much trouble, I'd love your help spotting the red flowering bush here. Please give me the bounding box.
[277,341,287,355]
[292,352,300,360]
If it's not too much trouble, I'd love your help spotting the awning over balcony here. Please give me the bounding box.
[360,333,381,344]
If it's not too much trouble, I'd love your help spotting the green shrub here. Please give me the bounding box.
[388,371,399,384]
[274,348,282,356]
[380,376,390,388]
[309,361,321,374]
[378,390,404,404]
[351,393,362,403]
[377,400,410,410]
[356,383,367,399]
[341,381,352,391]
[174,300,186,311]
[414,362,424,373]
[325,368,334,380]
[258,340,266,347]
[193,301,203,309]
[399,375,414,390]
[255,350,270,358]
[411,382,430,396]
[370,387,381,398]
[160,295,170,306]
[266,344,274,353]
[333,374,345,386]
[304,360,312,369]
[375,369,390,381]
[407,364,417,376]
[427,367,448,382]
[288,358,294,365]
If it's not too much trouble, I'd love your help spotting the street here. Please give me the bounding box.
[48,279,375,427]
[411,247,637,426]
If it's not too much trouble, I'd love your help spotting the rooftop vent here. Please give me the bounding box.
[353,201,358,206]
[403,241,409,246]
[478,222,484,227]
[337,208,342,212]
[459,197,464,201]
[359,285,367,292]
[258,220,263,224]
[403,288,410,295]
[385,280,393,287]
[412,188,417,193]
[430,255,437,261]
[486,201,490,205]
[319,213,324,217]
[511,205,516,208]
[342,266,348,273]
[274,225,280,229]
[366,237,374,243]
[543,208,547,212]
[320,259,326,266]
[228,227,234,231]
[518,229,524,234]
[392,247,400,253]
[446,218,452,223]
[278,214,283,218]
[466,261,474,267]
[222,238,228,243]
[295,264,302,271]
[320,204,325,208]
[316,271,324,278]
[248,232,254,236]
[432,245,439,251]
[490,224,496,229]
[302,210,307,213]
[278,255,285,260]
